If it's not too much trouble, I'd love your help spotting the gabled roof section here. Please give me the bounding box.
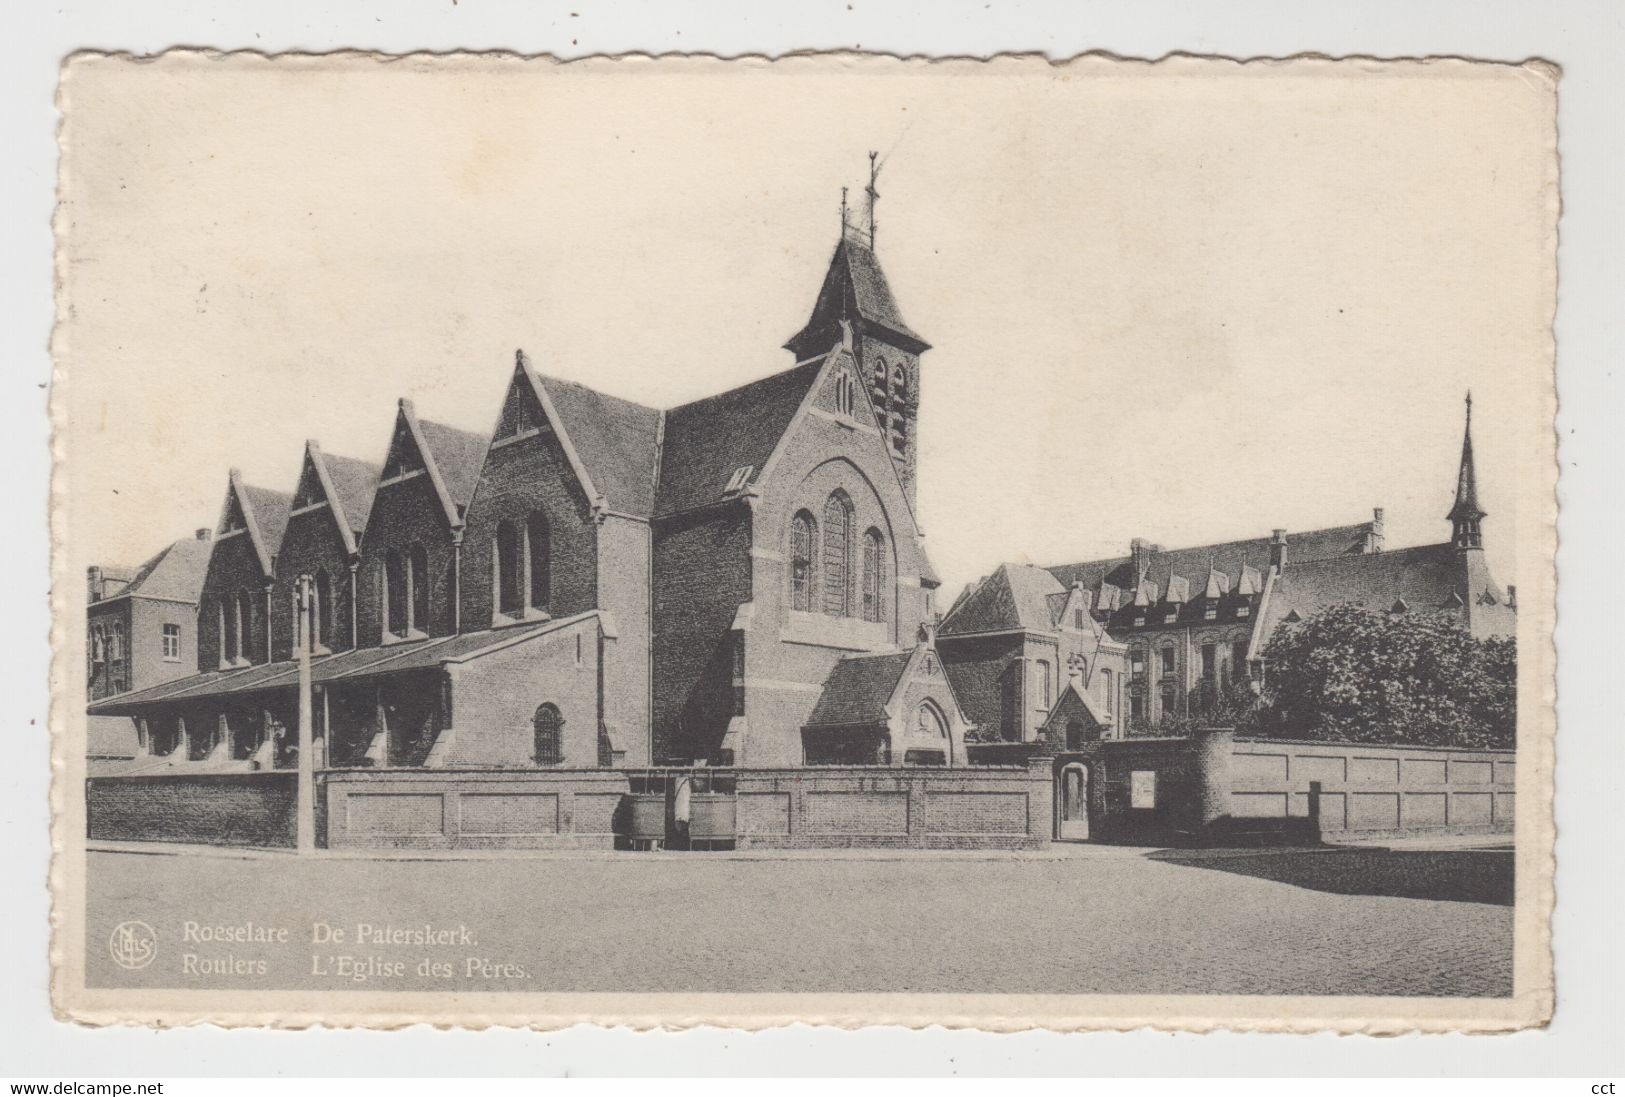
[784,236,929,357]
[1046,522,1378,606]
[805,650,915,728]
[219,470,291,577]
[526,361,663,519]
[1260,543,1467,637]
[295,442,381,552]
[654,355,828,517]
[939,563,1067,636]
[1044,677,1110,731]
[116,536,213,604]
[378,400,485,529]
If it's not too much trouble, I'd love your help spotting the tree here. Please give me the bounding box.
[1252,603,1515,748]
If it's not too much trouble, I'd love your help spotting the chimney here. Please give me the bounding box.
[195,528,212,541]
[1506,584,1517,609]
[1367,507,1386,554]
[1269,529,1288,570]
[1130,538,1157,582]
[87,565,103,601]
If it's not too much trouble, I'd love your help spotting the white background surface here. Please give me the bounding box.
[5,0,1620,1078]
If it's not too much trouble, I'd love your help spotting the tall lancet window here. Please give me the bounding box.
[790,511,816,612]
[862,527,886,623]
[822,490,854,617]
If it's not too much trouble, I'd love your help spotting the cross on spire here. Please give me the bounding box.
[1448,390,1486,550]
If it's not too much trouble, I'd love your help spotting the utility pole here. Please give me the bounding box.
[296,573,316,853]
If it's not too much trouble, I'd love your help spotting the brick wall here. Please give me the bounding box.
[1226,736,1515,836]
[271,508,356,660]
[457,428,598,629]
[129,598,198,692]
[939,632,1022,739]
[651,505,752,763]
[355,475,458,647]
[448,617,603,767]
[734,760,1052,850]
[322,768,629,850]
[199,530,271,669]
[87,773,296,848]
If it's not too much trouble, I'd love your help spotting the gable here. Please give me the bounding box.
[381,414,427,481]
[291,452,326,511]
[494,368,550,442]
[219,483,249,536]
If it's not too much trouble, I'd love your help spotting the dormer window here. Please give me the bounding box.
[1236,604,1251,619]
[723,465,754,495]
[1134,615,1146,628]
[1203,601,1218,621]
[1164,611,1178,624]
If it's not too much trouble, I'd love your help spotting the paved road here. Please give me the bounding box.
[86,846,1513,997]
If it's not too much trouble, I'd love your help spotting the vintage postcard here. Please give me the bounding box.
[50,52,1557,1032]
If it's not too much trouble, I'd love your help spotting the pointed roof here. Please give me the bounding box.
[939,563,1067,636]
[654,356,828,517]
[1046,522,1378,607]
[1448,392,1486,522]
[784,236,929,358]
[519,358,663,519]
[805,650,917,728]
[1259,543,1472,637]
[105,535,213,604]
[219,470,292,576]
[297,441,381,552]
[416,417,487,512]
[379,399,486,529]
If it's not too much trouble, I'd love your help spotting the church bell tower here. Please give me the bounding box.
[785,153,931,507]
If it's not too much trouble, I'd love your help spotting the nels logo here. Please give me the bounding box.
[109,920,157,970]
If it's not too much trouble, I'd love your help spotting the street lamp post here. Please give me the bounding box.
[296,573,315,853]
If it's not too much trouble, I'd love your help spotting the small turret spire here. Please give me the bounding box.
[865,150,880,248]
[1448,391,1486,550]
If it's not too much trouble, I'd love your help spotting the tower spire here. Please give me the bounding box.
[1448,390,1486,550]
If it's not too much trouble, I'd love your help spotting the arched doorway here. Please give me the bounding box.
[1058,762,1090,841]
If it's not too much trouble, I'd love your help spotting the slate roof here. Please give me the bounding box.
[240,483,293,560]
[939,564,1068,635]
[805,650,914,728]
[417,419,488,510]
[785,237,928,355]
[1046,523,1376,610]
[536,375,663,518]
[87,620,564,715]
[320,451,382,536]
[113,535,213,604]
[1260,542,1468,636]
[654,355,827,517]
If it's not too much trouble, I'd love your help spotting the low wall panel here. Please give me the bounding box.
[87,773,297,848]
[457,792,560,836]
[1231,792,1288,818]
[924,791,1027,835]
[805,791,910,835]
[1453,791,1494,824]
[737,791,791,836]
[347,792,444,837]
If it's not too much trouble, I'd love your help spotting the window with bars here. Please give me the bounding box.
[790,510,816,612]
[822,490,853,617]
[532,703,563,765]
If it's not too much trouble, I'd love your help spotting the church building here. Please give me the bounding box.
[90,217,973,771]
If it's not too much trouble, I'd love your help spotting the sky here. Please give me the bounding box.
[57,54,1554,597]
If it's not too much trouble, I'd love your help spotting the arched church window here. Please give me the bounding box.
[237,591,253,661]
[862,527,886,623]
[916,700,949,740]
[385,549,408,637]
[790,511,816,612]
[526,511,550,612]
[822,490,854,617]
[408,543,429,631]
[313,569,332,648]
[532,703,563,765]
[495,520,523,617]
